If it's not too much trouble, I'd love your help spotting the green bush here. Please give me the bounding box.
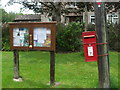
[2,24,10,50]
[1,9,21,50]
[86,23,119,52]
[56,22,84,52]
[107,24,120,52]
[87,23,95,31]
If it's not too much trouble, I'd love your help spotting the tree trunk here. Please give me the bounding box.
[84,3,88,31]
[118,10,120,24]
[52,2,61,23]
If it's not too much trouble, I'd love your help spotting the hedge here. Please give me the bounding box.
[56,22,84,52]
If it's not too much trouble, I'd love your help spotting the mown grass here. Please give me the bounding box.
[2,51,118,88]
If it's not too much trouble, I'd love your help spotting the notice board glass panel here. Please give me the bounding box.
[33,27,51,47]
[13,28,29,46]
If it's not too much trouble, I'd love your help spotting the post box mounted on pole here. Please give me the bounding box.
[82,0,102,62]
[82,31,98,62]
[82,0,110,88]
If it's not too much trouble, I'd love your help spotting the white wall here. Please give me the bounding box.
[83,12,119,24]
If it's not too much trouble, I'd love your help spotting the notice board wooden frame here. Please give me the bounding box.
[9,22,56,51]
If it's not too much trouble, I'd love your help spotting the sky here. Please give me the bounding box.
[0,0,35,14]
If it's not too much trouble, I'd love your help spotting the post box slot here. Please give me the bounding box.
[84,35,95,39]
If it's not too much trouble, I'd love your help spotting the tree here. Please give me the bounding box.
[105,2,120,24]
[7,1,64,23]
[105,2,120,12]
[22,2,63,23]
[1,8,23,50]
[7,1,93,23]
[0,8,19,23]
[1,9,10,23]
[81,2,93,31]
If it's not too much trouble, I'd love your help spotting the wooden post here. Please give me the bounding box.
[13,50,20,79]
[94,2,110,88]
[50,51,55,85]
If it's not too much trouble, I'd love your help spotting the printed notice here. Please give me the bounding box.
[13,28,29,46]
[33,27,51,47]
[88,46,93,56]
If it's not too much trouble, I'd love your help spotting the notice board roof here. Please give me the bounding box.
[14,15,41,21]
[9,22,57,25]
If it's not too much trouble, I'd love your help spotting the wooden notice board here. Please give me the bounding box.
[9,22,56,51]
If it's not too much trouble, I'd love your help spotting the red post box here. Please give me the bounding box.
[82,31,98,62]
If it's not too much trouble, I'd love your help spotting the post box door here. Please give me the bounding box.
[82,31,98,62]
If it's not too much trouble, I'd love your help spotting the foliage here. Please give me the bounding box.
[7,1,120,23]
[0,8,16,23]
[76,2,93,12]
[7,1,93,23]
[2,51,118,88]
[84,23,119,52]
[2,24,10,50]
[107,24,120,51]
[56,22,84,52]
[105,2,120,12]
[1,8,22,50]
[87,23,95,31]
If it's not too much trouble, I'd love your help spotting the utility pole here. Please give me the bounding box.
[118,9,120,24]
[94,2,110,88]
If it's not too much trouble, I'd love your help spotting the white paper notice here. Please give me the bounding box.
[13,36,20,46]
[88,46,93,56]
[20,31,25,37]
[34,35,38,40]
[47,29,51,34]
[34,28,47,44]
[13,28,19,37]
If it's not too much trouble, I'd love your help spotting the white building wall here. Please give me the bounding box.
[83,12,119,24]
[41,15,49,22]
[83,12,95,24]
[61,15,65,23]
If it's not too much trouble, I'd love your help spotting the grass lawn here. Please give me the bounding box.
[2,51,118,88]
